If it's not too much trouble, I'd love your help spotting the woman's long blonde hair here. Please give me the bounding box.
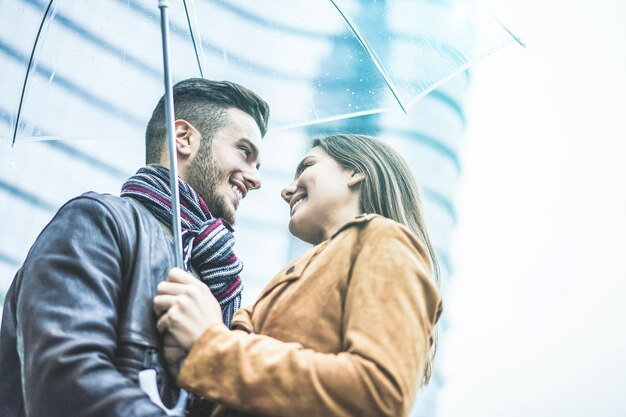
[312,133,440,384]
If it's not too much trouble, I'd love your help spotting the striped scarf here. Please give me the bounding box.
[120,164,242,326]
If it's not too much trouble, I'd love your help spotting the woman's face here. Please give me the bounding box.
[281,146,362,245]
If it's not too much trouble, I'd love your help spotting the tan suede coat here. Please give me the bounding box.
[179,214,443,417]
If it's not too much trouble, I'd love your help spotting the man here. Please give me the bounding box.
[0,78,269,417]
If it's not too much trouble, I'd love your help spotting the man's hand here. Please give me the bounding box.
[153,268,226,350]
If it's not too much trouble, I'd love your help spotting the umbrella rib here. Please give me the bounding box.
[329,0,407,115]
[183,0,205,78]
[12,0,56,146]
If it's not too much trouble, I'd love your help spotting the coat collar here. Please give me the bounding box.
[251,213,380,300]
[254,240,329,302]
[329,213,379,239]
[254,214,381,303]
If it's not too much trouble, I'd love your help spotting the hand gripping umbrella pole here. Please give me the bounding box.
[136,1,188,415]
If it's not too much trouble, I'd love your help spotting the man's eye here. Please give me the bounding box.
[239,146,251,157]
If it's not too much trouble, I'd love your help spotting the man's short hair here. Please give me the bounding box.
[145,78,270,164]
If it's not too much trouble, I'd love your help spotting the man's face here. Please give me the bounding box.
[185,107,263,224]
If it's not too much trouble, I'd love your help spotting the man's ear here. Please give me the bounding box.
[174,119,197,157]
[347,171,366,188]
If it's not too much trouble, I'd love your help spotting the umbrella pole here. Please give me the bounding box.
[154,10,189,417]
[159,0,184,269]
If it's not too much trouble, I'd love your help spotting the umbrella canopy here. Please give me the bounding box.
[0,0,522,144]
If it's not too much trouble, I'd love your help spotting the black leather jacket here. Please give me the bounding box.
[0,192,181,416]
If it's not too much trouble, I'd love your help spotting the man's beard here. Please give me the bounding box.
[184,143,235,224]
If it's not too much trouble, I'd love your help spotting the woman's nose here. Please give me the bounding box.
[281,182,296,203]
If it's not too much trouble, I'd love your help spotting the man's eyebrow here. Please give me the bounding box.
[239,138,261,169]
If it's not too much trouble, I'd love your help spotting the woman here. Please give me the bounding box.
[154,134,443,417]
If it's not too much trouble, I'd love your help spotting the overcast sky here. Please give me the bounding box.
[437,1,626,416]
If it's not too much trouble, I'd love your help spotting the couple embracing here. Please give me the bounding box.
[0,78,442,417]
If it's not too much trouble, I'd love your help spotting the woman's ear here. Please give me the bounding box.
[347,171,366,188]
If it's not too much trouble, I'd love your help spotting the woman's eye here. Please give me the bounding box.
[295,160,314,178]
[298,163,312,174]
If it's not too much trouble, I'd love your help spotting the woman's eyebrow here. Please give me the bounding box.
[294,157,313,178]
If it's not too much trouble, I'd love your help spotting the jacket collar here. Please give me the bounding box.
[330,213,379,239]
[254,240,328,302]
[254,214,381,303]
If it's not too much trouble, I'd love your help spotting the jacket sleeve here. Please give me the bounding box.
[16,196,169,417]
[178,221,442,417]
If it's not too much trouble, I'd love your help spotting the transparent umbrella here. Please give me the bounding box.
[0,0,521,413]
[0,0,522,262]
[0,0,522,143]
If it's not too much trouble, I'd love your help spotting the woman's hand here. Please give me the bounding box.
[153,268,227,350]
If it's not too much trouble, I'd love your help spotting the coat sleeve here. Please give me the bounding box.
[177,221,442,417]
[16,196,169,417]
[229,305,255,333]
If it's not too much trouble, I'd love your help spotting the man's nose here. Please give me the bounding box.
[281,182,296,203]
[243,168,262,190]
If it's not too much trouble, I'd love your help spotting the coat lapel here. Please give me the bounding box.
[253,215,376,305]
[254,240,328,303]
